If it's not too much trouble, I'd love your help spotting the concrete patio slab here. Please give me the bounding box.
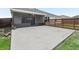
[11,26,75,50]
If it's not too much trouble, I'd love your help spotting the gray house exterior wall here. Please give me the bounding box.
[12,12,45,28]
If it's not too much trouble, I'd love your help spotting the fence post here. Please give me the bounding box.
[54,19,56,26]
[73,18,75,30]
[62,19,64,28]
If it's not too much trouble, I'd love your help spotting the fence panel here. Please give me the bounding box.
[55,19,62,27]
[63,19,74,29]
[46,18,79,30]
[75,19,79,30]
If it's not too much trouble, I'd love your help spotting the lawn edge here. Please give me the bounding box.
[52,31,76,50]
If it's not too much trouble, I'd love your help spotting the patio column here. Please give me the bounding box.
[48,17,49,22]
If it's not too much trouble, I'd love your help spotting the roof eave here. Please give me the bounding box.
[11,9,46,16]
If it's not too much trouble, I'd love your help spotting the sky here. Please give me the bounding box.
[39,8,79,17]
[0,8,11,18]
[0,8,79,18]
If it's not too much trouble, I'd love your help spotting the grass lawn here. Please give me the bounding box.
[54,31,79,50]
[0,36,11,50]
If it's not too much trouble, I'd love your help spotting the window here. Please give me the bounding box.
[22,17,32,23]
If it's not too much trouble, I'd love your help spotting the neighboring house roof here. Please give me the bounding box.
[73,15,79,18]
[58,15,71,19]
[11,8,59,19]
[0,17,12,18]
[49,15,71,19]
